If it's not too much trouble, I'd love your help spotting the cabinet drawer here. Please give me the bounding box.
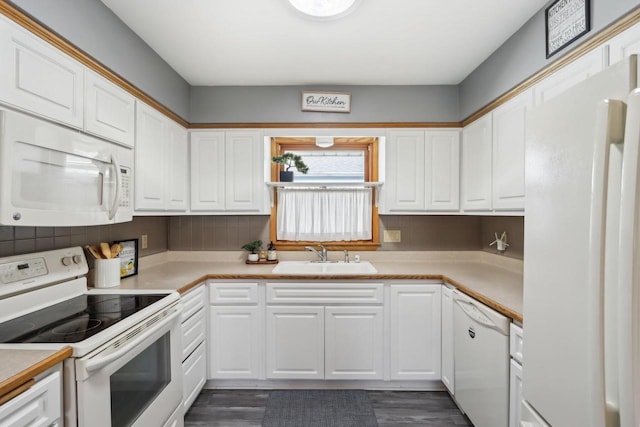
[182,285,205,321]
[209,282,259,304]
[0,370,61,427]
[182,307,206,361]
[510,323,523,364]
[182,341,206,413]
[266,283,384,304]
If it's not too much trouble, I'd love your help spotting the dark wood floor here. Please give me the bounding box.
[184,389,472,427]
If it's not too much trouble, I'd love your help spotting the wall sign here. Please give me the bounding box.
[301,91,351,113]
[545,0,590,58]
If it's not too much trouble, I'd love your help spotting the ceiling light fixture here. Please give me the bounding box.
[315,136,335,148]
[287,0,361,19]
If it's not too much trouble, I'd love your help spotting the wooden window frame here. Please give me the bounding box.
[270,137,380,250]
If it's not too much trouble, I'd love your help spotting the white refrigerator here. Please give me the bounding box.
[523,55,640,426]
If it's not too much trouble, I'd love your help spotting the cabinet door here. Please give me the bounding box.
[0,370,61,427]
[533,47,606,105]
[166,122,188,211]
[425,130,460,211]
[390,284,442,380]
[135,102,167,210]
[190,131,226,211]
[461,115,493,211]
[325,306,384,380]
[384,130,426,212]
[441,286,455,394]
[209,305,261,379]
[492,89,533,211]
[0,15,84,128]
[183,342,206,413]
[609,23,640,64]
[266,306,324,379]
[509,359,523,427]
[85,70,135,147]
[225,131,264,212]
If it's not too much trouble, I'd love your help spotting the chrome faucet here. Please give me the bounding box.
[343,250,349,263]
[305,244,327,262]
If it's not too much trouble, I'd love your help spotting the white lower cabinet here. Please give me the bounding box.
[266,306,325,379]
[509,323,524,427]
[0,369,62,427]
[389,284,442,380]
[325,306,384,380]
[441,286,455,394]
[180,284,206,414]
[209,305,262,379]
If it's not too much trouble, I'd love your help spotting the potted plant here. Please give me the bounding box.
[272,153,309,182]
[241,240,263,262]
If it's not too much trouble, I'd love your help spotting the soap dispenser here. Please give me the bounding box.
[267,241,277,261]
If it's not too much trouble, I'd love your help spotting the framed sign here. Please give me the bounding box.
[301,91,351,113]
[113,238,138,278]
[545,0,590,58]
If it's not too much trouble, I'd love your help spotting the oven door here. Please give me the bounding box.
[0,107,133,226]
[74,304,183,427]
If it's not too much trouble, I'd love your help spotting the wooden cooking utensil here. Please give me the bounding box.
[84,245,103,260]
[99,242,112,259]
[110,243,122,258]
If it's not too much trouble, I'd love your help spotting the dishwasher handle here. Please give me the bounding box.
[454,297,506,334]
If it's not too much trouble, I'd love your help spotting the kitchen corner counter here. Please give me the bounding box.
[118,251,523,322]
[0,347,71,402]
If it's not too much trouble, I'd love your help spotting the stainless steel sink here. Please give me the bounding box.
[271,261,377,275]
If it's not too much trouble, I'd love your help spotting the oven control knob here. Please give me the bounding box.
[72,255,83,264]
[61,256,73,266]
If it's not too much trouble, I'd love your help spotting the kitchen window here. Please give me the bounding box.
[270,137,380,250]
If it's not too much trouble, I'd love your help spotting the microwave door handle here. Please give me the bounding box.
[108,154,121,221]
[80,307,181,374]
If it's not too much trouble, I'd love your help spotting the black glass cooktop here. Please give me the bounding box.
[0,294,165,343]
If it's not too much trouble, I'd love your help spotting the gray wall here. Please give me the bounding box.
[190,85,460,123]
[8,0,191,120]
[460,0,640,119]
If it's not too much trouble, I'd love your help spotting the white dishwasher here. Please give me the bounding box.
[453,290,510,427]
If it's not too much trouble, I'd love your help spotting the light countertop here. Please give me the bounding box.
[118,250,524,322]
[0,347,72,401]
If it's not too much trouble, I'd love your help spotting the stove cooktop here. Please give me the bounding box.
[0,294,166,343]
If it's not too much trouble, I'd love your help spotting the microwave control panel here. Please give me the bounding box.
[119,167,131,208]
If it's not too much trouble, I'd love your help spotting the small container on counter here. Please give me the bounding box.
[267,241,277,261]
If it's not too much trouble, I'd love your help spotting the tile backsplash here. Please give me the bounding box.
[167,214,524,260]
[0,217,168,258]
[0,214,524,260]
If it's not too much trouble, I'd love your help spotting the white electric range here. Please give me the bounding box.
[0,247,184,427]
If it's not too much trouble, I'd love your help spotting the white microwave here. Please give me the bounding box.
[0,108,133,226]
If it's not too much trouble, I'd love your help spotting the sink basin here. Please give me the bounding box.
[272,261,377,275]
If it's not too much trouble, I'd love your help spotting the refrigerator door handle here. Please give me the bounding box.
[616,89,640,427]
[587,99,626,426]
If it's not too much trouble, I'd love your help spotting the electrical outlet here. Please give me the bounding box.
[383,230,401,243]
[141,234,148,249]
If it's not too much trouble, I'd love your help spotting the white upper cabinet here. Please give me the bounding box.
[166,121,189,211]
[608,21,640,64]
[384,129,460,213]
[491,89,533,211]
[425,130,460,211]
[190,130,265,213]
[461,115,493,211]
[533,47,607,105]
[85,70,135,147]
[190,131,226,211]
[385,130,426,212]
[0,14,84,128]
[135,102,188,211]
[225,131,265,212]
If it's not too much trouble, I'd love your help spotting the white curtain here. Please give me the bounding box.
[277,188,372,241]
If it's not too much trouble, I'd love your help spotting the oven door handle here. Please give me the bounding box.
[80,308,180,374]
